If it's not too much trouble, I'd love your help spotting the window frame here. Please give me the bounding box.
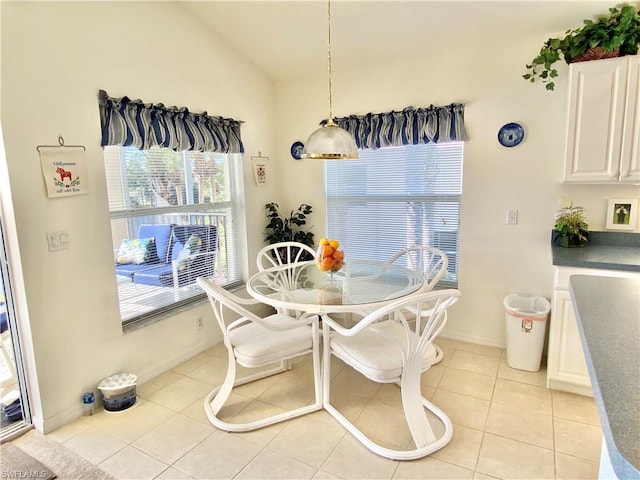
[104,146,243,331]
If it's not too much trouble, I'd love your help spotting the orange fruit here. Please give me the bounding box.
[319,257,334,271]
[333,259,343,270]
[332,250,344,261]
[321,245,334,258]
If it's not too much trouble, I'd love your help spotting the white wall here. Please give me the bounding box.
[0,2,279,432]
[274,27,639,347]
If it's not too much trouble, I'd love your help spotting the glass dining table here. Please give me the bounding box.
[246,259,425,315]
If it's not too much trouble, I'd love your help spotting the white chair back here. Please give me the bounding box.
[257,241,316,271]
[197,277,311,341]
[387,246,448,292]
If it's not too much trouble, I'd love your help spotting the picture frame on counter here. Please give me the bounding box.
[605,198,638,231]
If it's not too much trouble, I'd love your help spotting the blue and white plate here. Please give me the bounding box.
[291,141,304,160]
[498,123,525,147]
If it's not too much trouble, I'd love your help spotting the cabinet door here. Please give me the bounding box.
[563,57,628,183]
[548,290,592,388]
[619,55,640,183]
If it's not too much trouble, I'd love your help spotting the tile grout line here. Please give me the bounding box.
[470,342,500,477]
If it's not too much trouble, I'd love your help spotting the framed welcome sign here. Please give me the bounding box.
[38,138,88,198]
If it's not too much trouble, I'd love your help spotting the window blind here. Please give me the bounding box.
[325,142,463,286]
[104,146,243,327]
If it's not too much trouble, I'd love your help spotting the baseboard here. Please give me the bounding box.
[40,335,221,434]
[440,329,506,349]
[129,335,221,386]
[40,404,85,434]
[547,378,594,397]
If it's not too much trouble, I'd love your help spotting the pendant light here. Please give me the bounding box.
[301,0,359,159]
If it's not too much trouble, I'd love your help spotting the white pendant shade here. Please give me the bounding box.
[302,121,359,159]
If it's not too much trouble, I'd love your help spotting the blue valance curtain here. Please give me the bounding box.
[98,90,244,153]
[330,103,468,150]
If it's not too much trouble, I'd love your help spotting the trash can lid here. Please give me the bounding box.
[504,294,550,316]
[98,373,137,391]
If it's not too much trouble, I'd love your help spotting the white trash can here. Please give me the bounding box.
[504,294,551,372]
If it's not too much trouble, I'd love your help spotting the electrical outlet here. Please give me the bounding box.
[196,318,204,331]
[507,209,518,225]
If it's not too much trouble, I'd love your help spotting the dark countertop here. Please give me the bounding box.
[552,231,640,272]
[570,275,640,479]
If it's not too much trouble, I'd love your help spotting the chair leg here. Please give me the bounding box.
[312,320,323,405]
[205,339,323,432]
[208,348,238,416]
[321,319,332,408]
[323,343,452,460]
[324,391,452,460]
[402,356,437,446]
[431,343,444,365]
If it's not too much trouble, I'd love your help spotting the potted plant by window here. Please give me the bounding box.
[552,206,589,247]
[264,202,315,261]
[524,4,640,91]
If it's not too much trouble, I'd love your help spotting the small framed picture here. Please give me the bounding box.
[605,198,638,230]
[251,155,268,187]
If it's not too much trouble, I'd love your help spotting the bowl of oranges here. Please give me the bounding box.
[316,238,345,273]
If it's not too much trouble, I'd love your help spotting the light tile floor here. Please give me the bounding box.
[45,339,602,479]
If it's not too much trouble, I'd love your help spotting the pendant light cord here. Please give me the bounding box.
[327,0,334,124]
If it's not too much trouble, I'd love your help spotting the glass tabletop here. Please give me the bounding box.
[247,260,424,314]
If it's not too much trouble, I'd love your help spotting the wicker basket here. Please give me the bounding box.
[569,47,620,63]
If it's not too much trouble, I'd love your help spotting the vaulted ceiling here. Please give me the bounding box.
[181,1,618,81]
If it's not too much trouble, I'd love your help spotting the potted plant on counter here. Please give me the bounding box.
[524,4,640,91]
[264,202,315,261]
[553,205,589,247]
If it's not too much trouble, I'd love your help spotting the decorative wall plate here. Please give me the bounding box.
[498,123,525,147]
[291,141,304,160]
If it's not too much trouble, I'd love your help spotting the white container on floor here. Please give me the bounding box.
[504,294,550,372]
[97,373,137,412]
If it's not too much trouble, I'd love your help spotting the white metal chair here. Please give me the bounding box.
[256,241,316,271]
[322,289,461,460]
[388,246,449,364]
[197,277,322,432]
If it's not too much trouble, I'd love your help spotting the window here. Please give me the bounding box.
[325,142,463,287]
[104,146,242,327]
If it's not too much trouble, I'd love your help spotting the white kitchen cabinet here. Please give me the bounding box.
[547,288,592,395]
[547,266,640,395]
[563,55,640,184]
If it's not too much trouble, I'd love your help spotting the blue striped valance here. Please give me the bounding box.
[330,104,468,150]
[98,90,244,153]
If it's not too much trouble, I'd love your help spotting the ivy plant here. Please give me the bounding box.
[524,4,640,91]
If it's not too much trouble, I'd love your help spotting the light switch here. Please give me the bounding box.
[59,231,70,249]
[47,230,70,252]
[558,197,572,209]
[507,209,518,225]
[47,232,59,252]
